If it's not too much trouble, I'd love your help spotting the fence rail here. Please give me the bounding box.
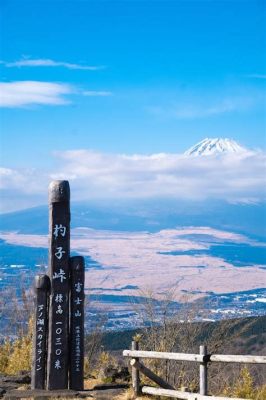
[123,341,266,400]
[123,350,266,364]
[141,386,247,400]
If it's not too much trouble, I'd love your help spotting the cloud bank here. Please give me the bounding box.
[1,149,265,212]
[51,149,266,202]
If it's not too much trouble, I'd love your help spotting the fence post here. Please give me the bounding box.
[132,340,141,397]
[200,345,208,395]
[31,274,50,389]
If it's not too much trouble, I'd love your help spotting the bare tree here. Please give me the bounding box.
[131,287,256,393]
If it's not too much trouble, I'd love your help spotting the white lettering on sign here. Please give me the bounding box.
[75,297,82,305]
[55,293,64,303]
[56,304,63,315]
[75,282,82,293]
[74,324,81,372]
[55,359,62,370]
[53,224,66,238]
[36,356,42,371]
[55,247,65,260]
[35,303,46,374]
[55,337,62,346]
[75,310,81,317]
[53,308,64,370]
[53,269,66,283]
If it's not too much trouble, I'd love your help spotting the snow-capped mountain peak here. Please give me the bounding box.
[184,138,248,156]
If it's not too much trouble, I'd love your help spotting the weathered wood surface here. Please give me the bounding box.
[3,385,129,399]
[123,350,205,362]
[47,180,71,390]
[123,350,266,364]
[130,359,175,390]
[70,256,85,391]
[209,354,266,364]
[199,345,207,396]
[3,389,88,399]
[131,341,141,397]
[31,274,50,390]
[142,386,250,400]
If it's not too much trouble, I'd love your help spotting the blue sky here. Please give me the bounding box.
[0,0,266,211]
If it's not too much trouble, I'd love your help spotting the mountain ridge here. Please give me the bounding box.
[0,200,265,238]
[184,138,248,156]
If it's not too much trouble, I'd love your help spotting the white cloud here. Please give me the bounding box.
[50,149,266,203]
[0,167,48,212]
[1,149,266,212]
[2,58,105,70]
[0,81,113,107]
[0,81,73,107]
[0,167,47,193]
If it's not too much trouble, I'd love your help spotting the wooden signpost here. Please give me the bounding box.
[70,256,85,390]
[47,180,71,390]
[31,180,85,394]
[31,274,50,390]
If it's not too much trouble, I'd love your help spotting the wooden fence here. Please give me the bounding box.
[123,341,266,400]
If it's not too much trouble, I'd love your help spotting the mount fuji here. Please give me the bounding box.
[184,138,248,156]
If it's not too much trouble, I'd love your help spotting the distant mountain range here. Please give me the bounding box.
[0,199,265,238]
[100,315,266,352]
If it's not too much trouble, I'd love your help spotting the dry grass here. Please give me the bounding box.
[83,377,103,390]
[113,388,152,400]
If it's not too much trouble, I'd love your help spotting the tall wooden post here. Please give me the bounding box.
[132,340,141,398]
[69,256,85,390]
[31,274,50,389]
[199,345,208,395]
[47,181,70,390]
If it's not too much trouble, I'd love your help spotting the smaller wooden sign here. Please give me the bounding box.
[69,256,85,390]
[31,274,50,390]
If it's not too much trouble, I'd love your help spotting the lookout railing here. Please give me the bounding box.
[123,340,266,400]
